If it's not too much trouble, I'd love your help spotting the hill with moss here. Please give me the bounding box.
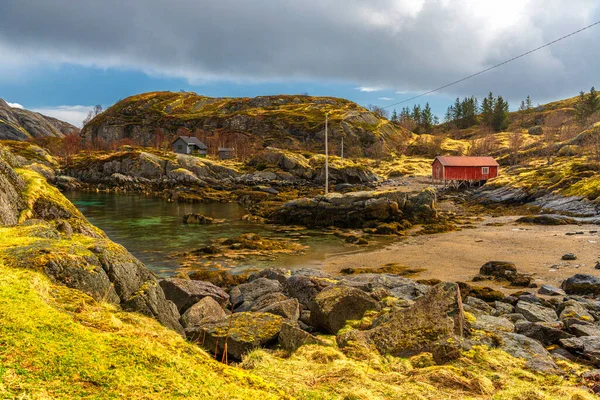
[2,141,599,399]
[81,91,410,157]
[0,99,78,140]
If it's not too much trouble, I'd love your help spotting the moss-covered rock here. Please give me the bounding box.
[81,91,409,158]
[310,286,380,334]
[338,282,465,357]
[192,312,284,360]
[271,188,437,229]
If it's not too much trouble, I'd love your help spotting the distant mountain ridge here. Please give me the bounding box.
[0,99,79,140]
[81,91,410,157]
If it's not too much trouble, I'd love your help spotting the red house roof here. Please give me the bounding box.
[434,156,499,167]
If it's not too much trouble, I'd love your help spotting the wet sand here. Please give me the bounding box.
[325,216,600,292]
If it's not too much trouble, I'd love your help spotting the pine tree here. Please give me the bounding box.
[421,103,434,133]
[491,96,510,132]
[391,109,398,123]
[480,92,495,127]
[525,95,533,110]
[575,91,587,124]
[586,87,600,115]
[412,105,422,133]
[453,98,462,123]
[575,87,600,125]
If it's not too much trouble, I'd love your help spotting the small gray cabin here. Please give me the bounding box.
[218,147,235,160]
[172,136,208,156]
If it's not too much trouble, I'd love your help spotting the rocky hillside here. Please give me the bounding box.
[0,143,183,334]
[0,99,78,140]
[81,91,410,156]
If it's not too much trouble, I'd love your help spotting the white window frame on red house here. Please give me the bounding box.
[482,167,489,175]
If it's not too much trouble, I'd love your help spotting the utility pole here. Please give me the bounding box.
[325,112,329,195]
[341,136,344,159]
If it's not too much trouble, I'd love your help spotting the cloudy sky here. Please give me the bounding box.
[1,0,599,126]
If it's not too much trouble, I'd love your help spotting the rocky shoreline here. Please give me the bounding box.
[160,263,600,378]
[475,185,600,219]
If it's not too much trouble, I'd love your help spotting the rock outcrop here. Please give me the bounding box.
[0,98,78,140]
[271,188,437,229]
[190,312,284,360]
[81,91,410,158]
[562,274,600,296]
[337,282,465,357]
[249,147,379,184]
[160,278,229,313]
[0,144,184,335]
[309,286,380,334]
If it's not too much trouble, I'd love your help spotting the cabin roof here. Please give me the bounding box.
[434,156,499,167]
[173,136,208,149]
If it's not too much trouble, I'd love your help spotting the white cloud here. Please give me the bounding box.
[32,105,94,128]
[358,86,384,92]
[7,102,23,109]
[0,0,599,102]
[378,97,394,101]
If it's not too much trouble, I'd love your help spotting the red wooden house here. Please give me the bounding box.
[432,156,499,186]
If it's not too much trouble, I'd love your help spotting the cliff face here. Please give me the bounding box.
[0,143,183,335]
[81,91,409,157]
[0,99,79,140]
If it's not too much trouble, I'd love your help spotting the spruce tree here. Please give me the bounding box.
[491,96,510,132]
[525,95,533,110]
[412,105,422,133]
[586,87,600,116]
[391,109,398,123]
[480,92,495,127]
[422,103,434,133]
[575,91,588,125]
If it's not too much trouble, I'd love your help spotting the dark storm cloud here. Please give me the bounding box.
[1,0,599,102]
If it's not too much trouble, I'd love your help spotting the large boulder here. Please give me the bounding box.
[515,321,574,345]
[193,312,284,360]
[562,274,600,296]
[338,282,465,357]
[278,322,324,351]
[285,274,335,307]
[271,188,437,229]
[258,298,300,322]
[515,301,557,323]
[471,315,514,333]
[560,336,600,366]
[558,299,594,321]
[230,278,283,311]
[159,278,229,313]
[479,261,532,287]
[310,286,380,334]
[180,296,227,330]
[480,261,517,278]
[498,333,557,373]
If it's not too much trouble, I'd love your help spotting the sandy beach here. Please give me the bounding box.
[326,216,600,292]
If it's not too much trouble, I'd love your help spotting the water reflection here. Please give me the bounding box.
[66,192,392,276]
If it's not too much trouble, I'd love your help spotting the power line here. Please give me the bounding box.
[384,19,600,109]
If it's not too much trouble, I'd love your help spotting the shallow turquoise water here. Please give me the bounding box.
[66,192,388,277]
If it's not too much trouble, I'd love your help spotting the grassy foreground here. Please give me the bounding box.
[0,252,595,400]
[0,262,286,399]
